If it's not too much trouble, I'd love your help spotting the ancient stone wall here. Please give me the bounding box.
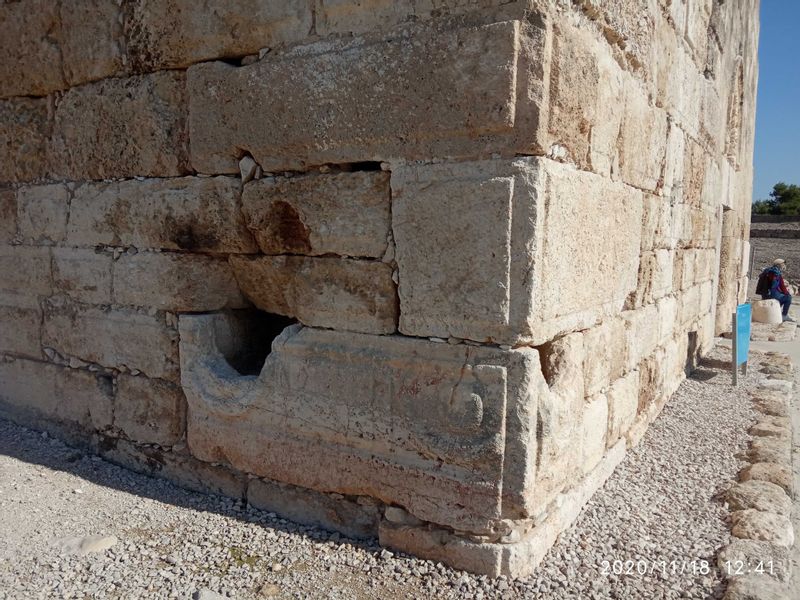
[0,0,758,577]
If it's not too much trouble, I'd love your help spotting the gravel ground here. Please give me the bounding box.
[0,345,762,599]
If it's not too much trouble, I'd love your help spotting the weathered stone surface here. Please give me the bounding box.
[731,510,795,547]
[0,2,65,97]
[723,575,790,600]
[0,97,50,183]
[606,370,640,446]
[0,246,52,299]
[0,358,113,433]
[229,255,397,335]
[188,19,545,173]
[56,534,119,557]
[115,375,186,446]
[125,0,312,71]
[0,302,42,359]
[739,463,793,496]
[717,539,792,583]
[113,252,246,312]
[748,421,791,441]
[242,172,391,257]
[16,184,69,245]
[67,177,256,253]
[60,0,125,86]
[0,189,16,243]
[747,437,792,465]
[752,397,790,418]
[726,481,792,516]
[618,82,669,192]
[179,315,538,533]
[52,248,113,305]
[248,478,380,540]
[582,319,626,396]
[581,394,608,474]
[42,301,179,381]
[49,72,190,180]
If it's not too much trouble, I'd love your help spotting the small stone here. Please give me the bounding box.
[731,510,795,546]
[384,506,422,526]
[193,590,227,600]
[239,156,258,184]
[56,534,118,556]
[258,583,281,597]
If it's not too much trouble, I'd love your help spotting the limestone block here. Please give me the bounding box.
[581,394,608,475]
[315,0,525,36]
[179,315,541,533]
[125,0,312,71]
[660,122,686,203]
[731,510,794,547]
[752,300,782,325]
[242,172,391,258]
[0,97,50,183]
[113,253,246,312]
[606,370,640,446]
[60,0,124,86]
[42,301,179,381]
[0,246,52,299]
[0,302,42,358]
[622,305,659,372]
[640,194,673,252]
[582,318,626,396]
[726,481,792,516]
[49,72,190,180]
[394,158,642,345]
[546,20,623,175]
[534,332,584,512]
[636,348,666,417]
[16,184,69,245]
[679,284,702,326]
[67,177,256,253]
[630,249,673,307]
[188,19,545,173]
[0,358,113,433]
[739,464,793,496]
[52,248,113,305]
[229,255,397,335]
[115,376,186,447]
[722,575,790,600]
[656,295,678,345]
[0,2,65,97]
[618,81,668,192]
[248,478,380,540]
[0,189,15,243]
[717,539,792,583]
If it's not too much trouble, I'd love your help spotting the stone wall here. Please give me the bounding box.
[0,0,758,577]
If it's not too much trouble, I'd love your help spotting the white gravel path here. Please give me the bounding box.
[0,345,761,599]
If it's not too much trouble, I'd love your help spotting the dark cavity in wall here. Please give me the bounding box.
[218,309,298,376]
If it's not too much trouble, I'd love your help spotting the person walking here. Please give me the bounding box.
[757,258,795,322]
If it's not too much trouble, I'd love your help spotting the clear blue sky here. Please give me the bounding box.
[753,1,800,202]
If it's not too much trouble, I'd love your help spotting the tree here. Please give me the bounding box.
[752,182,800,215]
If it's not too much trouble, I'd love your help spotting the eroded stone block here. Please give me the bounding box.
[67,177,256,253]
[0,189,16,243]
[113,252,246,312]
[115,375,186,446]
[0,97,50,184]
[60,0,125,86]
[229,255,397,335]
[188,19,545,172]
[17,184,69,245]
[0,302,42,359]
[49,72,190,180]
[52,248,113,305]
[242,172,391,257]
[606,370,640,446]
[0,246,52,299]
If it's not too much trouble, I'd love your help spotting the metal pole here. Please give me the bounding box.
[732,311,738,386]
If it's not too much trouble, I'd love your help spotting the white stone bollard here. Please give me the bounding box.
[752,299,783,324]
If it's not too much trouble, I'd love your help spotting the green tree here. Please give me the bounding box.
[752,182,800,215]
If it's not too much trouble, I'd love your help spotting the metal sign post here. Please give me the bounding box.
[732,303,751,386]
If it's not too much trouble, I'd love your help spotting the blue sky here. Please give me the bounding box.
[752,1,800,201]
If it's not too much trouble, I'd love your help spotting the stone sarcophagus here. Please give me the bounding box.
[0,0,758,577]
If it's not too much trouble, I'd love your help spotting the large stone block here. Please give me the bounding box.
[16,184,69,245]
[393,157,642,345]
[49,71,190,180]
[242,171,391,257]
[115,375,186,447]
[60,0,125,86]
[606,370,640,446]
[0,301,42,359]
[66,177,256,253]
[113,252,246,312]
[0,246,52,299]
[188,18,546,173]
[125,0,312,71]
[582,318,626,397]
[0,358,113,433]
[0,2,65,97]
[42,301,179,381]
[622,304,660,372]
[581,394,608,474]
[0,97,50,183]
[179,315,541,534]
[52,248,113,305]
[617,81,669,192]
[0,189,17,243]
[229,255,397,335]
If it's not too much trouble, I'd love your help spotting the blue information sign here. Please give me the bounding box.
[735,304,751,366]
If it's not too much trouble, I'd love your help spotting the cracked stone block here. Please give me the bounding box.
[66,177,256,254]
[187,18,546,173]
[242,172,391,258]
[229,255,397,335]
[48,71,190,180]
[125,0,312,72]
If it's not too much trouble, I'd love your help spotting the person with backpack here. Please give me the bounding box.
[756,258,795,322]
